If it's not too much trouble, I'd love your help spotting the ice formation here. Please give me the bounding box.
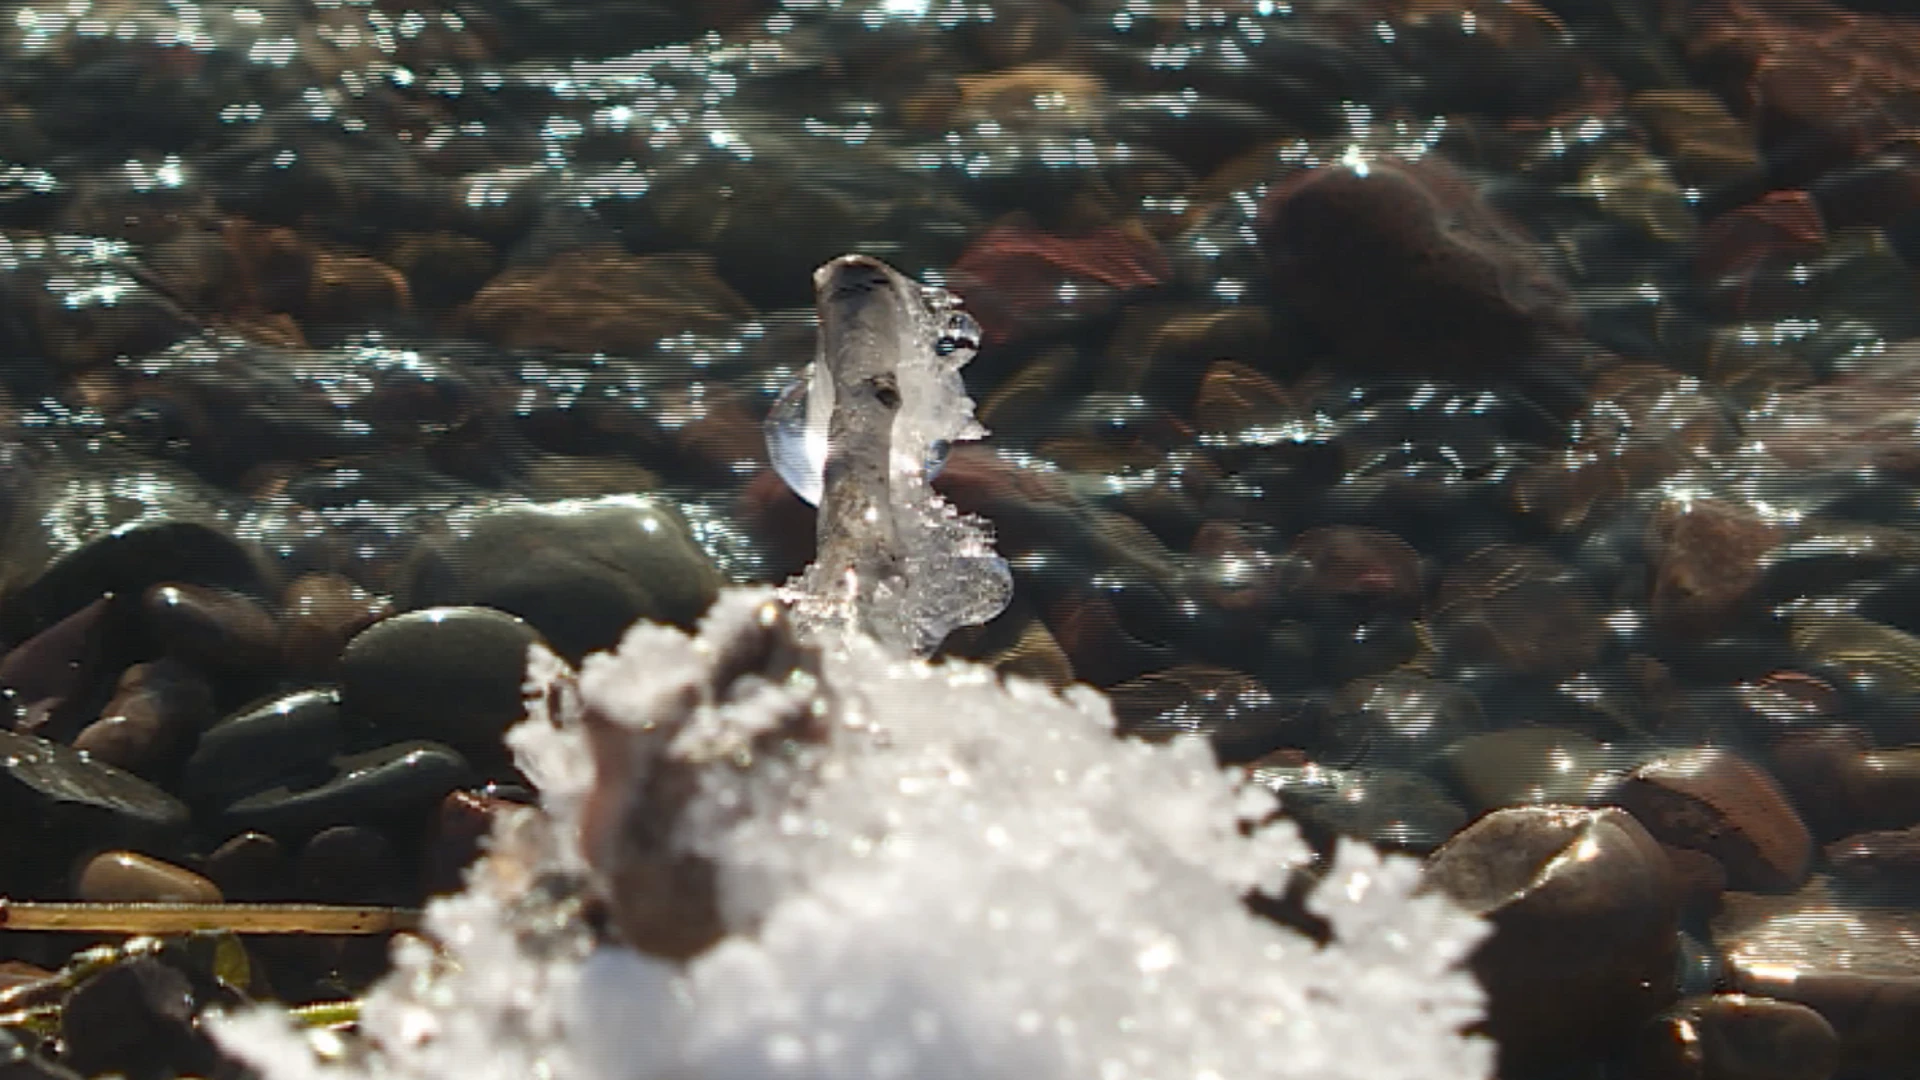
[210,256,1494,1080]
[769,255,1012,656]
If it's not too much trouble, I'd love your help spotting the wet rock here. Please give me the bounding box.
[1634,994,1840,1080]
[1627,89,1762,189]
[71,660,213,779]
[1648,496,1782,639]
[0,729,187,885]
[0,1027,80,1080]
[1325,671,1488,770]
[75,850,221,904]
[464,248,753,355]
[401,496,720,664]
[1617,748,1813,893]
[1825,825,1920,891]
[0,234,197,368]
[1423,805,1680,1071]
[1287,524,1423,615]
[60,958,209,1080]
[203,831,289,903]
[0,596,108,710]
[295,825,406,906]
[1108,665,1305,763]
[278,572,391,674]
[1715,878,1920,1079]
[305,251,410,324]
[1255,152,1579,379]
[1190,360,1296,440]
[1440,726,1616,813]
[182,688,344,805]
[338,607,540,754]
[217,740,470,841]
[1696,191,1829,316]
[1790,611,1920,700]
[0,512,269,652]
[1432,545,1604,676]
[947,221,1168,345]
[1250,762,1467,854]
[422,790,517,897]
[384,231,500,311]
[140,581,277,671]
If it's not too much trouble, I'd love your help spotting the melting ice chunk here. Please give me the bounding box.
[763,299,982,507]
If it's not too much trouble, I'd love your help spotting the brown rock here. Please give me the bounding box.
[1289,525,1422,614]
[947,221,1167,346]
[1617,748,1813,892]
[279,573,391,675]
[1635,994,1839,1080]
[1432,544,1602,675]
[421,790,515,897]
[1826,824,1920,890]
[464,248,752,355]
[204,831,288,902]
[71,659,212,779]
[1423,805,1680,1071]
[143,582,278,671]
[306,251,410,322]
[76,850,222,904]
[1647,496,1782,637]
[1716,878,1920,1079]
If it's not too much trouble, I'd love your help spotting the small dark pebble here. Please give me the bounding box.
[295,825,407,907]
[203,831,289,903]
[59,958,210,1080]
[217,739,471,841]
[0,729,188,887]
[182,687,344,805]
[0,596,108,708]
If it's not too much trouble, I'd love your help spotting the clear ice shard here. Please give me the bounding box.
[774,254,1011,656]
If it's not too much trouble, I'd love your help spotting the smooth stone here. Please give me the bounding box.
[1634,994,1840,1080]
[1826,824,1920,890]
[1250,763,1467,854]
[0,596,108,707]
[295,825,405,906]
[278,572,390,674]
[72,660,212,779]
[1107,665,1308,763]
[1617,748,1814,893]
[0,729,188,880]
[60,957,208,1080]
[1,518,269,651]
[142,581,278,670]
[1423,805,1680,1072]
[1715,878,1920,1079]
[339,607,540,754]
[1432,545,1604,676]
[217,740,471,840]
[76,850,222,904]
[1326,671,1489,770]
[203,831,289,903]
[1441,726,1616,812]
[400,495,721,663]
[182,688,344,804]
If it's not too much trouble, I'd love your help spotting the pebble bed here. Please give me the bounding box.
[2,0,1920,1077]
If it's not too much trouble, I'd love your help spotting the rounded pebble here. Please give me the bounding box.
[75,850,222,904]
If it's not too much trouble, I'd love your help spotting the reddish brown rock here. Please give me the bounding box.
[1646,496,1782,638]
[1288,525,1423,614]
[1826,824,1920,890]
[1432,544,1602,676]
[1617,748,1813,893]
[1190,359,1295,438]
[143,582,279,671]
[947,221,1168,346]
[464,248,753,355]
[280,572,391,675]
[1695,190,1828,317]
[72,659,212,779]
[1256,153,1578,377]
[306,251,410,323]
[1634,993,1839,1080]
[1423,805,1680,1072]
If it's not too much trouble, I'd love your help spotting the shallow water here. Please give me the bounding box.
[5,0,1920,1076]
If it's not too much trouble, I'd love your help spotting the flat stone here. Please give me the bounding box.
[182,688,344,804]
[76,850,222,904]
[399,496,721,663]
[1441,726,1617,813]
[0,729,188,883]
[218,740,471,840]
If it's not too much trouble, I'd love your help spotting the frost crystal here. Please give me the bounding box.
[211,255,1492,1080]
